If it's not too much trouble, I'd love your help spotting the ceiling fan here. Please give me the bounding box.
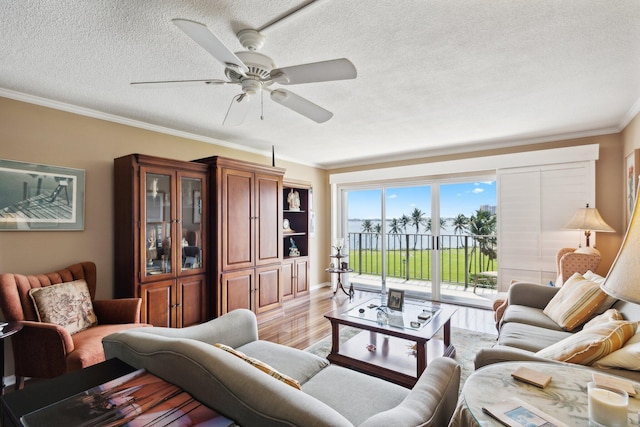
[131,18,357,125]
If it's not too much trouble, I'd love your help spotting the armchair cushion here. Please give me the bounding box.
[28,279,97,334]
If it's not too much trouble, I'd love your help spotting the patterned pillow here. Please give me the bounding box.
[28,279,97,334]
[214,343,301,390]
[536,320,637,365]
[543,273,609,331]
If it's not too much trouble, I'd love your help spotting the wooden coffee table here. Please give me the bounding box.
[325,298,456,388]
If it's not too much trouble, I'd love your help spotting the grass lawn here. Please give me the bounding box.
[348,248,497,285]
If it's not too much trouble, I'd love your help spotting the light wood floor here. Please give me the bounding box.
[258,286,497,350]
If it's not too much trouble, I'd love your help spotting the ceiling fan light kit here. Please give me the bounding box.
[133,14,356,125]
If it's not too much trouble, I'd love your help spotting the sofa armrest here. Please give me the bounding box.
[131,308,259,348]
[12,321,75,378]
[508,282,560,309]
[359,358,460,427]
[93,298,142,324]
[474,345,560,370]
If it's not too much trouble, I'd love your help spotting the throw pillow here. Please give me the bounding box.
[583,270,618,314]
[28,279,97,334]
[536,320,637,365]
[543,273,609,331]
[592,330,640,371]
[583,308,623,330]
[214,343,301,390]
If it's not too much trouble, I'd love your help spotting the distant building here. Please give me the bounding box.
[479,204,496,215]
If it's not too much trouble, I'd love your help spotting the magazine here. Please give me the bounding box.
[482,397,569,427]
[20,369,235,427]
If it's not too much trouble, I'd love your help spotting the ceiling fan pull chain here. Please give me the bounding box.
[261,88,264,120]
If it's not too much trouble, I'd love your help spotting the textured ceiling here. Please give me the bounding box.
[1,1,640,168]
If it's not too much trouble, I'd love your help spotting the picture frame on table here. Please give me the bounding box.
[0,158,85,231]
[625,149,640,227]
[387,288,405,311]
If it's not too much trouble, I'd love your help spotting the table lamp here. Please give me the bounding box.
[601,188,640,303]
[563,203,614,256]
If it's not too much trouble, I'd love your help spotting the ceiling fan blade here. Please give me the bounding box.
[270,58,357,85]
[270,89,333,123]
[131,79,230,87]
[172,18,248,75]
[223,93,251,126]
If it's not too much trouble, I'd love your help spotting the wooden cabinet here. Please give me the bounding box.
[282,257,309,301]
[114,154,209,327]
[195,156,285,318]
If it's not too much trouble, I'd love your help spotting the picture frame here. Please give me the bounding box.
[193,190,201,224]
[146,193,164,223]
[625,150,640,227]
[0,159,85,231]
[387,288,405,311]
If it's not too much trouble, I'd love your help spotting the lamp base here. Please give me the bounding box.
[574,246,601,256]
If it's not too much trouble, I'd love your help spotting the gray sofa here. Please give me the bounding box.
[103,308,461,427]
[475,281,640,381]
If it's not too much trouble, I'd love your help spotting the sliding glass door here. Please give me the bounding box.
[343,177,496,307]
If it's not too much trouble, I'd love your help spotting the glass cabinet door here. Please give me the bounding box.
[143,171,173,277]
[179,176,203,273]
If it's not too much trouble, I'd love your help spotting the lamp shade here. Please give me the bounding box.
[601,189,640,303]
[563,204,615,233]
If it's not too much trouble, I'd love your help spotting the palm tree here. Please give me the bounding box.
[467,209,497,271]
[452,214,468,249]
[373,223,381,250]
[389,218,402,250]
[361,219,373,232]
[409,208,427,249]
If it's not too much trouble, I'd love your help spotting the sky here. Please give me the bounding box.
[347,181,496,220]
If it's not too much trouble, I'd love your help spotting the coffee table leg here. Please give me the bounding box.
[330,321,340,354]
[416,341,427,378]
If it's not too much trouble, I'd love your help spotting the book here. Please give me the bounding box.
[482,397,569,427]
[511,366,552,388]
[20,369,235,427]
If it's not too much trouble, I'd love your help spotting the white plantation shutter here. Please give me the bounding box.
[497,161,595,290]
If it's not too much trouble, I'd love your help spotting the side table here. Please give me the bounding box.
[0,322,22,395]
[450,361,640,426]
[327,253,354,298]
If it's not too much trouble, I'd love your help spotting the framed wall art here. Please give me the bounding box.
[0,159,85,231]
[625,150,640,227]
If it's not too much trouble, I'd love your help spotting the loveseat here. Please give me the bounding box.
[103,308,461,427]
[475,274,640,382]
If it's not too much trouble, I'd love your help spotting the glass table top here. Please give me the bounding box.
[346,298,440,331]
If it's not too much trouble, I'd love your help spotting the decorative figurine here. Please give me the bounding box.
[289,238,300,257]
[287,188,301,211]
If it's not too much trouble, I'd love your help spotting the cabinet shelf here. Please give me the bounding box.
[284,232,306,237]
[283,210,306,213]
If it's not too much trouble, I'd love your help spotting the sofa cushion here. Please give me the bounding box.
[302,364,409,426]
[543,273,609,331]
[498,322,573,352]
[501,305,565,331]
[236,340,329,385]
[536,320,638,365]
[29,279,97,334]
[593,330,640,371]
[215,343,301,389]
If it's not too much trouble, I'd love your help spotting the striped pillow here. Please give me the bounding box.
[214,343,301,390]
[543,273,608,331]
[536,320,637,365]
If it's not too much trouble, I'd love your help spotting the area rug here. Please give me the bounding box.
[304,326,497,388]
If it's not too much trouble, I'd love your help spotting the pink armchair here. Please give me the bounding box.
[555,247,601,286]
[0,261,149,390]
